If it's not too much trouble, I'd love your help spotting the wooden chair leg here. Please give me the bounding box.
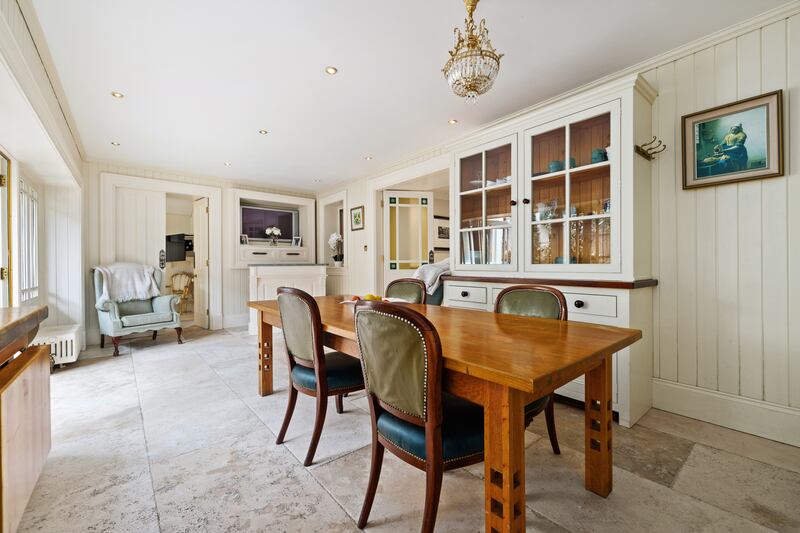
[304,394,328,467]
[276,385,298,445]
[545,394,560,455]
[175,327,183,344]
[152,331,158,340]
[421,461,444,533]
[335,394,344,414]
[357,439,385,529]
[111,336,121,357]
[100,334,105,348]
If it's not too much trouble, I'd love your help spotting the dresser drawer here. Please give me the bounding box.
[563,292,617,318]
[240,246,276,262]
[279,248,307,262]
[445,285,488,305]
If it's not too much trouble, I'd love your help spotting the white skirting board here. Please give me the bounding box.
[652,378,800,447]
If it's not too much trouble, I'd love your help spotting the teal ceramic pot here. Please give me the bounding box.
[569,157,576,168]
[548,160,564,173]
[591,148,608,163]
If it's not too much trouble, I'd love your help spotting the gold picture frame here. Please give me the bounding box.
[681,90,783,189]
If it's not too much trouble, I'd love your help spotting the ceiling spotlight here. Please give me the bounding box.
[110,141,120,146]
[325,66,338,75]
[224,161,232,167]
[448,119,458,124]
[364,156,373,161]
[258,129,268,135]
[110,91,124,99]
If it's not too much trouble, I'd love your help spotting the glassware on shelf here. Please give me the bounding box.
[486,226,511,265]
[531,175,565,222]
[460,229,484,265]
[460,193,482,229]
[486,186,512,226]
[532,222,564,264]
[569,166,610,216]
[569,218,611,264]
[569,113,611,169]
[531,127,566,177]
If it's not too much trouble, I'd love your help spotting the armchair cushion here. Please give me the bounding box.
[376,392,483,464]
[152,294,180,313]
[121,312,173,328]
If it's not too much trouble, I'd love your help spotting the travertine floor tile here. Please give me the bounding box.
[672,444,800,531]
[639,408,800,474]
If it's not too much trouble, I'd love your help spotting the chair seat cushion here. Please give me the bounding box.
[120,312,173,328]
[376,393,483,464]
[290,352,364,393]
[525,396,549,415]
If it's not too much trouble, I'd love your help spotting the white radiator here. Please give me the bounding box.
[32,324,81,366]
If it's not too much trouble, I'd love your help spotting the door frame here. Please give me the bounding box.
[382,190,435,287]
[99,172,223,329]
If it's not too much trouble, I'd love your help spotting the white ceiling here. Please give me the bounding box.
[31,0,789,191]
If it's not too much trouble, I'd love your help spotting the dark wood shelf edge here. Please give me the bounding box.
[441,275,658,290]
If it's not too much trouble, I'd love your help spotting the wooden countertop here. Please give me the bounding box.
[0,305,48,368]
[441,275,658,290]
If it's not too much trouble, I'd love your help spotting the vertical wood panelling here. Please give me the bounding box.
[736,30,765,400]
[760,20,790,406]
[788,14,800,408]
[643,68,661,379]
[713,39,741,396]
[674,56,698,386]
[693,48,719,391]
[656,63,678,382]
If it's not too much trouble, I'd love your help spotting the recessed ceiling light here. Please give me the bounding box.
[258,129,268,135]
[364,156,373,161]
[313,179,322,183]
[224,161,232,167]
[325,66,338,75]
[110,91,124,99]
[110,141,120,146]
[448,119,458,124]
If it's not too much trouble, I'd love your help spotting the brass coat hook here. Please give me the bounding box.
[635,136,667,161]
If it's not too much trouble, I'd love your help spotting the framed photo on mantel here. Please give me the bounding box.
[681,90,783,189]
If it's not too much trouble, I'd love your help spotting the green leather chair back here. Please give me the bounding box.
[494,285,568,320]
[385,279,426,304]
[355,304,433,421]
[277,290,317,363]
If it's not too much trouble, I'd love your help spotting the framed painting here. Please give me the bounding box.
[682,90,783,189]
[434,216,450,250]
[350,205,364,231]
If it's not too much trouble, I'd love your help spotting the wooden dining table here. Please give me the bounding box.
[248,296,642,532]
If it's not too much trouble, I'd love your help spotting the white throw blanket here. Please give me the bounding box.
[413,259,451,295]
[95,263,161,303]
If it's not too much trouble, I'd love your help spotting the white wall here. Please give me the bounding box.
[645,16,800,415]
[83,160,313,343]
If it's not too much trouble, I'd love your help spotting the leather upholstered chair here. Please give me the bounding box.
[275,287,365,466]
[385,278,427,304]
[494,284,566,455]
[354,300,484,532]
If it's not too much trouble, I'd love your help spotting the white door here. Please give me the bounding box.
[193,197,209,328]
[114,187,166,282]
[382,190,434,288]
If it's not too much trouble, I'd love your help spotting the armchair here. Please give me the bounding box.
[93,268,183,356]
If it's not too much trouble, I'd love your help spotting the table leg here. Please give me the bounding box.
[484,382,526,533]
[258,312,273,396]
[584,355,613,497]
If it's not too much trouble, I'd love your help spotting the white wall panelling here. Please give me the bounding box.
[646,14,800,442]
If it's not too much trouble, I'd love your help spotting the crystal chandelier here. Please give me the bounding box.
[442,0,503,102]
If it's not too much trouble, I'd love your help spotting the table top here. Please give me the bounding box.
[0,305,48,367]
[249,296,641,394]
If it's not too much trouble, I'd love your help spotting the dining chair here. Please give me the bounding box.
[354,300,484,532]
[385,278,427,304]
[494,284,566,455]
[275,287,365,466]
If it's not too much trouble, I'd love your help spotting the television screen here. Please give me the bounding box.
[241,206,296,240]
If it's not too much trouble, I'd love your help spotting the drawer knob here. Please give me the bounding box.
[574,299,585,309]
[460,291,469,298]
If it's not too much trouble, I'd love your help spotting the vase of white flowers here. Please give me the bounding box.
[265,227,281,246]
[328,232,343,267]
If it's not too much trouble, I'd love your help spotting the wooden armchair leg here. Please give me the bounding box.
[335,394,344,414]
[357,439,385,529]
[545,394,560,455]
[152,331,158,340]
[111,336,121,357]
[100,334,105,348]
[175,327,183,344]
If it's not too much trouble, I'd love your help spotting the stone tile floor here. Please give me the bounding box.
[19,327,800,532]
